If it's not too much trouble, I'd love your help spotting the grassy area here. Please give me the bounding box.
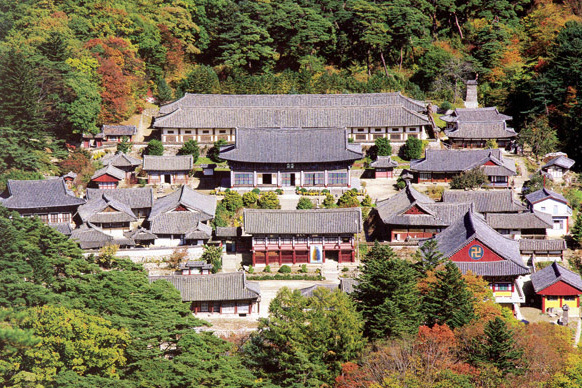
[195,156,227,166]
[431,112,446,129]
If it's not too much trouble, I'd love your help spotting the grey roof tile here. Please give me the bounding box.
[70,225,114,249]
[441,107,512,123]
[215,226,240,237]
[91,164,125,181]
[102,125,137,136]
[158,92,427,115]
[519,239,566,252]
[299,284,338,297]
[219,128,363,164]
[410,149,516,175]
[87,188,154,209]
[78,194,137,223]
[370,156,398,168]
[149,272,260,302]
[434,211,529,276]
[148,186,217,222]
[101,152,142,168]
[442,190,526,213]
[179,261,213,271]
[2,178,86,209]
[142,155,193,171]
[525,188,569,205]
[542,155,575,170]
[445,121,516,139]
[531,262,582,293]
[486,211,553,230]
[124,227,156,241]
[49,223,73,236]
[243,208,362,235]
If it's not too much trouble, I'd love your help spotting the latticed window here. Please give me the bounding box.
[234,173,253,185]
[304,172,324,185]
[328,172,348,185]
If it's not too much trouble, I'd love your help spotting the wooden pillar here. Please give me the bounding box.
[292,249,296,264]
[322,249,326,263]
[253,170,257,187]
[279,250,282,266]
[542,297,545,312]
[252,251,256,266]
[351,249,355,262]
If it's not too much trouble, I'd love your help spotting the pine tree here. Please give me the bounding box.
[296,196,314,209]
[472,317,523,375]
[177,139,200,163]
[422,261,475,329]
[354,242,423,337]
[572,213,582,247]
[144,139,164,156]
[414,239,445,275]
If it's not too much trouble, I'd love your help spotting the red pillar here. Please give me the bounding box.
[252,251,256,266]
[322,249,326,263]
[292,250,296,264]
[542,297,545,312]
[279,250,282,266]
[351,249,355,262]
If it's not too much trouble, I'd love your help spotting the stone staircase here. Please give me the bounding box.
[321,260,340,282]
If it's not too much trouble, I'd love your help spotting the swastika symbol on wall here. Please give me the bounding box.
[469,245,484,260]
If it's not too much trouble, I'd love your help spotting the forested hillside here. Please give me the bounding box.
[0,0,581,175]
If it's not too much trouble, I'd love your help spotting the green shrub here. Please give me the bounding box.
[297,196,315,209]
[300,264,308,273]
[178,139,200,163]
[337,190,360,208]
[450,168,489,190]
[275,188,283,195]
[144,139,164,156]
[223,191,244,211]
[440,101,452,111]
[252,188,261,194]
[278,265,292,274]
[247,274,324,281]
[342,267,349,272]
[242,191,259,207]
[402,136,423,160]
[360,194,373,207]
[263,265,271,273]
[248,265,254,274]
[258,191,281,209]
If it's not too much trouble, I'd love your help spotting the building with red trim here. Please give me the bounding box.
[82,125,137,148]
[244,208,362,266]
[525,188,572,237]
[142,155,193,185]
[373,183,472,242]
[433,211,530,310]
[531,262,582,317]
[410,149,516,187]
[90,164,125,189]
[370,156,398,178]
[441,107,516,148]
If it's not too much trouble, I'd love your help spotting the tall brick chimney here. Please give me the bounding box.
[465,79,478,109]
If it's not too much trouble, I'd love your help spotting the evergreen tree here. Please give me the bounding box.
[354,242,423,337]
[242,191,259,207]
[222,191,244,212]
[296,196,314,209]
[422,261,475,329]
[572,213,582,247]
[322,193,337,208]
[245,287,365,387]
[144,139,164,156]
[372,137,392,159]
[403,136,424,160]
[258,192,280,209]
[116,137,133,154]
[177,65,220,95]
[208,139,228,163]
[337,190,360,208]
[517,116,559,161]
[414,239,446,275]
[155,78,174,104]
[471,317,523,375]
[177,139,200,162]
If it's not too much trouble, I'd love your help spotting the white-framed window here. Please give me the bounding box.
[166,130,175,134]
[184,130,192,134]
[554,220,564,230]
[49,213,59,223]
[419,173,431,180]
[390,128,401,132]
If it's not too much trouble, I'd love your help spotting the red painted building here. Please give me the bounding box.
[90,164,125,189]
[531,262,582,316]
[434,211,529,308]
[244,208,362,265]
[374,183,472,242]
[370,156,397,178]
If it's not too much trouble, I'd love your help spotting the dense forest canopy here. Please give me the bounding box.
[0,0,581,173]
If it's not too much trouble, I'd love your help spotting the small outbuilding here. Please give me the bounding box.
[541,155,575,182]
[370,156,398,178]
[531,262,582,317]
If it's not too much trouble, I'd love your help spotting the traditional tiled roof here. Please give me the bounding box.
[299,284,338,297]
[91,164,125,181]
[62,171,77,180]
[244,208,361,235]
[49,222,73,236]
[149,272,260,302]
[78,194,137,223]
[142,155,193,171]
[485,210,553,230]
[525,188,569,205]
[542,155,575,170]
[149,211,202,235]
[531,262,582,293]
[155,105,431,129]
[185,222,212,240]
[102,125,137,136]
[440,107,512,123]
[434,211,529,276]
[219,128,363,164]
[70,225,114,249]
[179,260,213,271]
[340,278,359,294]
[124,227,157,241]
[370,156,398,168]
[101,152,141,168]
[444,121,516,139]
[158,92,427,115]
[376,184,470,227]
[519,239,566,253]
[1,178,86,210]
[442,190,526,213]
[215,226,240,238]
[410,149,516,175]
[148,186,216,222]
[87,188,154,210]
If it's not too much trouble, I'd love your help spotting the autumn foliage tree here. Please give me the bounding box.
[85,37,145,123]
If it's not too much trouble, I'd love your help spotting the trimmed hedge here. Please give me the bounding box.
[247,274,324,281]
